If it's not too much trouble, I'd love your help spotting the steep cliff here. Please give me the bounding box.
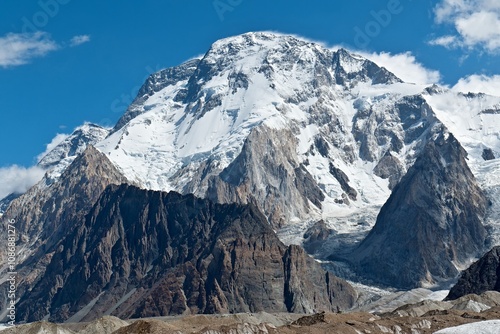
[0,146,128,315]
[349,131,489,288]
[16,184,355,322]
[447,246,500,300]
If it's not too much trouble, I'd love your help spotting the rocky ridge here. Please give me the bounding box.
[13,184,355,323]
[0,146,129,320]
[349,131,489,288]
[0,123,109,214]
[446,246,500,300]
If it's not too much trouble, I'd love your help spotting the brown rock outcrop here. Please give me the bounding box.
[349,132,489,288]
[15,184,355,322]
[447,247,500,300]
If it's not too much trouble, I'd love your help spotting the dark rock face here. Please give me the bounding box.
[0,146,129,317]
[447,247,500,300]
[292,312,327,326]
[314,136,330,158]
[332,48,401,86]
[373,151,405,190]
[15,185,355,323]
[283,245,353,313]
[482,148,496,161]
[228,71,250,93]
[113,59,201,132]
[350,132,489,289]
[303,221,334,255]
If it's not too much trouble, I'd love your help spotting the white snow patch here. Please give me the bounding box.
[434,320,500,334]
[427,290,450,301]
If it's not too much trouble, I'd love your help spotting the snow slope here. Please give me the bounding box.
[434,320,500,334]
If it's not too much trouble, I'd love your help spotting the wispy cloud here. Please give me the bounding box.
[0,32,92,68]
[453,74,500,96]
[359,51,441,85]
[431,0,500,53]
[428,35,460,49]
[70,34,91,47]
[0,165,46,199]
[0,32,58,68]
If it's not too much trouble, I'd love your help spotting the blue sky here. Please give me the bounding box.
[1,0,500,195]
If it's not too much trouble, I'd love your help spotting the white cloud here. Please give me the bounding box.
[358,51,441,85]
[0,165,46,199]
[36,133,69,162]
[0,32,92,68]
[70,35,91,47]
[435,0,470,24]
[428,35,460,48]
[456,11,500,51]
[453,74,500,96]
[0,32,59,68]
[433,0,500,52]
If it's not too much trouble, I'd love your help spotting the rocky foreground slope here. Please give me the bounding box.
[2,292,500,334]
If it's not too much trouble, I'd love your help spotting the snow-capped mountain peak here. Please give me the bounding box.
[0,123,110,213]
[95,32,439,235]
[38,123,110,169]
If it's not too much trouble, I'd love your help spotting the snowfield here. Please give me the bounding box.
[434,320,500,334]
